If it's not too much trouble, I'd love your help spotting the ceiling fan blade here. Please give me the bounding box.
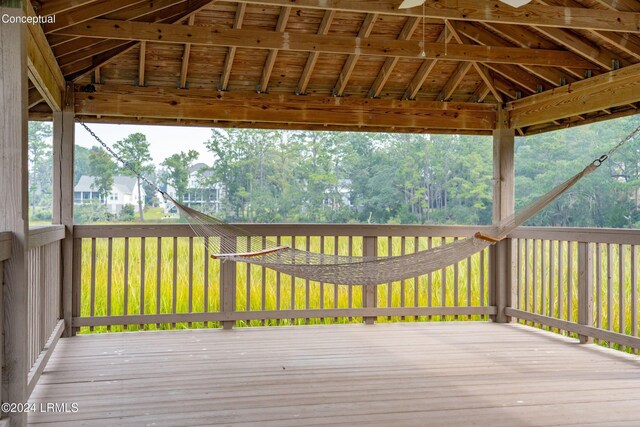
[499,0,532,7]
[398,0,425,9]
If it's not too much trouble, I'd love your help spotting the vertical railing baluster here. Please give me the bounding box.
[171,237,177,328]
[567,241,573,323]
[123,237,130,331]
[90,238,96,332]
[156,237,162,329]
[140,236,146,330]
[549,240,555,319]
[632,245,638,344]
[578,242,594,344]
[596,243,603,338]
[619,244,626,339]
[107,238,113,331]
[188,236,193,328]
[607,243,613,333]
[363,235,376,325]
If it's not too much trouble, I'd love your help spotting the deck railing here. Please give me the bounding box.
[26,226,65,397]
[0,231,11,413]
[72,224,496,332]
[507,227,640,350]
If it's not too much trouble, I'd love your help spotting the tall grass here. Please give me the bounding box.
[79,236,491,333]
[79,236,639,353]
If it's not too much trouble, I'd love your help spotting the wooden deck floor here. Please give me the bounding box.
[29,322,640,426]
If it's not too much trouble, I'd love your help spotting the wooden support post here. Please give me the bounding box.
[0,6,30,426]
[578,242,594,344]
[492,106,515,323]
[220,237,236,330]
[53,83,75,337]
[362,236,377,325]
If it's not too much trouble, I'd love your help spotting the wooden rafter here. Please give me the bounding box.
[296,10,336,95]
[482,23,584,80]
[509,62,640,128]
[63,0,215,82]
[368,17,420,99]
[437,62,473,101]
[332,13,377,97]
[57,19,595,68]
[53,0,198,64]
[403,28,452,100]
[258,7,291,94]
[44,0,148,34]
[444,21,502,102]
[75,85,498,131]
[37,0,99,17]
[24,0,65,111]
[540,0,640,62]
[453,22,574,88]
[532,25,622,71]
[219,3,247,91]
[138,42,146,87]
[232,0,640,33]
[179,15,196,89]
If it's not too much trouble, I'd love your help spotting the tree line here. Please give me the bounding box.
[27,116,640,227]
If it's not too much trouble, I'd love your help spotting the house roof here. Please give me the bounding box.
[26,0,640,135]
[74,175,142,195]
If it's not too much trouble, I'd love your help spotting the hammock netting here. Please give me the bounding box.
[80,122,639,287]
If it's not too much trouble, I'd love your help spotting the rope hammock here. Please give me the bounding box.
[80,123,640,286]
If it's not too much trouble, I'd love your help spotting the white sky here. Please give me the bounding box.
[74,123,216,167]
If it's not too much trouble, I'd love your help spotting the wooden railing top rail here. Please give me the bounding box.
[73,223,640,244]
[73,223,493,239]
[28,225,65,250]
[509,226,640,245]
[0,231,11,262]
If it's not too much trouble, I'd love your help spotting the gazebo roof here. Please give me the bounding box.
[27,0,640,135]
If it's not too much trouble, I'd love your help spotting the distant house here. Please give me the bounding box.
[182,163,224,213]
[74,175,145,215]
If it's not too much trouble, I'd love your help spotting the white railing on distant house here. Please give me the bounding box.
[26,225,65,397]
[507,227,640,350]
[71,224,496,331]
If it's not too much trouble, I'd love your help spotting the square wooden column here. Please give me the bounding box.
[0,5,30,426]
[53,83,75,337]
[492,106,516,323]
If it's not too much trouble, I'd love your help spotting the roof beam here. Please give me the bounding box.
[437,62,473,101]
[75,85,497,131]
[258,7,291,93]
[232,0,640,33]
[24,0,65,111]
[403,28,451,100]
[331,13,376,97]
[219,3,247,91]
[179,15,196,89]
[64,0,215,81]
[37,0,100,17]
[44,0,148,34]
[508,62,640,128]
[453,21,575,88]
[138,42,146,86]
[295,10,338,95]
[57,19,595,68]
[368,16,420,98]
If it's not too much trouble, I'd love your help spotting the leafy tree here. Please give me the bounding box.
[161,150,199,202]
[113,133,153,221]
[28,121,53,219]
[119,204,136,222]
[88,147,117,203]
[74,145,92,185]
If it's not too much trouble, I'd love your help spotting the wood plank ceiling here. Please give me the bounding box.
[28,0,640,135]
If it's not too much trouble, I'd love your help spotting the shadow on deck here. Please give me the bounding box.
[28,322,640,426]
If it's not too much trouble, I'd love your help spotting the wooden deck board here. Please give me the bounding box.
[28,322,640,426]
